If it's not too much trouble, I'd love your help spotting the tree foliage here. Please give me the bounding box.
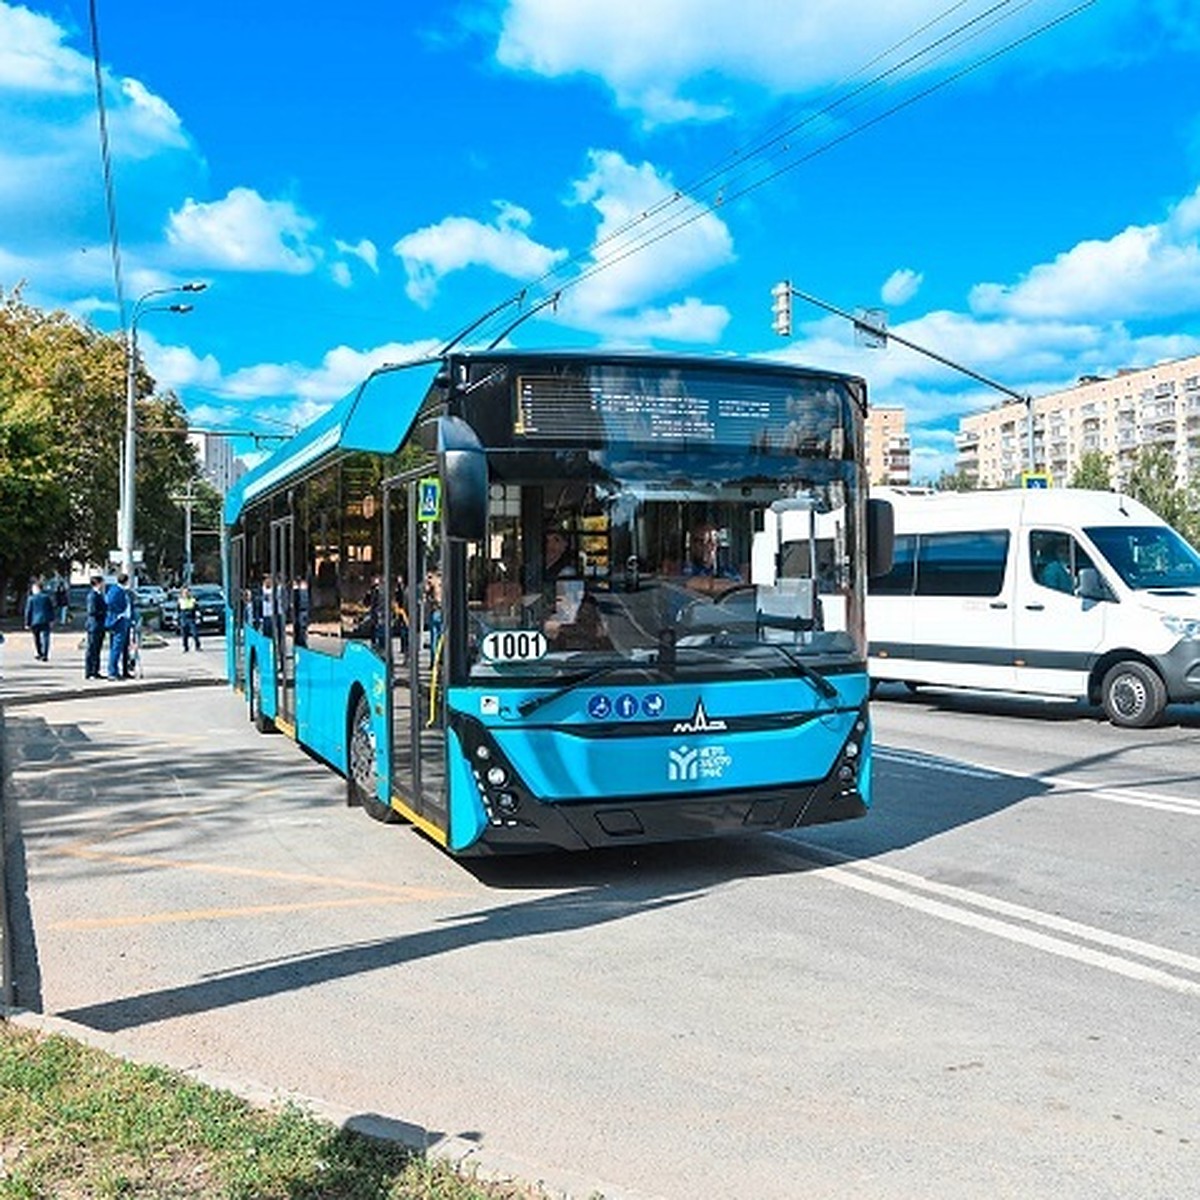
[0,288,203,611]
[1124,445,1200,546]
[1069,449,1112,491]
[934,469,977,492]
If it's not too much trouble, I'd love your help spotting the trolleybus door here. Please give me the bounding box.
[269,515,296,727]
[229,533,246,692]
[384,477,448,832]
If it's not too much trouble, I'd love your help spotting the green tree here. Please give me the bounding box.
[934,469,976,492]
[1125,445,1200,545]
[0,289,206,610]
[1070,449,1112,490]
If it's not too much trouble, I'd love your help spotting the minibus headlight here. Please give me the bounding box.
[1161,615,1200,640]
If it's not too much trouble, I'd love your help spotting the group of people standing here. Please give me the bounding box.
[22,573,204,680]
[83,573,138,680]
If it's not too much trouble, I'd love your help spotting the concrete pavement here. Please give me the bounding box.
[0,622,226,707]
[1,622,227,1004]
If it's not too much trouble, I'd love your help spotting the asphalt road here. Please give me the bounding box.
[4,681,1198,1199]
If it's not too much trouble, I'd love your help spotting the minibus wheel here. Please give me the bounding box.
[348,692,399,823]
[1100,660,1166,728]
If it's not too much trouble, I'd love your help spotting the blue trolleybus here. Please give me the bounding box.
[224,349,893,855]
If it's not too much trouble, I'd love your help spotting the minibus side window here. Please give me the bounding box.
[915,530,1009,597]
[1030,529,1102,596]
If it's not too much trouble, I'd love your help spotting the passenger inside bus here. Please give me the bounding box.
[682,522,742,594]
[549,591,613,652]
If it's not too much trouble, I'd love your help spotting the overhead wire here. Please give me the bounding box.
[455,0,1095,351]
[87,0,126,332]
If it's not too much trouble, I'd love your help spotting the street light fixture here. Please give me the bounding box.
[120,282,207,583]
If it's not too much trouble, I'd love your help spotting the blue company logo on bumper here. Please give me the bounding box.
[668,700,732,783]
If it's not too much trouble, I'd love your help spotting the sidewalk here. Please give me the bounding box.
[0,624,227,706]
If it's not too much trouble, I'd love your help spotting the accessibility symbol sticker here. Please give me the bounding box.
[587,694,612,719]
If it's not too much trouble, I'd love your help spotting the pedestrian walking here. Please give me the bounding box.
[178,585,201,651]
[24,580,55,661]
[104,573,133,680]
[83,574,107,679]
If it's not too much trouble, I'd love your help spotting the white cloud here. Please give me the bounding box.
[494,0,1091,125]
[335,238,379,272]
[970,185,1200,322]
[0,2,88,93]
[881,267,923,307]
[220,339,441,403]
[166,188,322,274]
[559,149,734,337]
[392,201,566,305]
[137,330,222,392]
[0,1,201,264]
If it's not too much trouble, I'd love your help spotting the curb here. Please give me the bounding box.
[2,675,227,709]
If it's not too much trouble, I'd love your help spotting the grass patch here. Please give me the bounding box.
[0,1021,548,1199]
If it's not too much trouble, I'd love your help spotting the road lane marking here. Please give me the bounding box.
[776,839,1200,997]
[877,745,1200,816]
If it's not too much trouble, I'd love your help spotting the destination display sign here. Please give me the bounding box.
[512,368,843,453]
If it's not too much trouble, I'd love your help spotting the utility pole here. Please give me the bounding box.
[771,280,1037,474]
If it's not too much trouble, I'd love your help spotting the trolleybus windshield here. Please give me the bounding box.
[460,361,866,685]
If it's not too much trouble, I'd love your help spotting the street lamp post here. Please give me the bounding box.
[120,282,207,584]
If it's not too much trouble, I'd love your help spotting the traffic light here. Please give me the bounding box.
[771,281,792,337]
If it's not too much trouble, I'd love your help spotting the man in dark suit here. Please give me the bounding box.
[84,575,107,679]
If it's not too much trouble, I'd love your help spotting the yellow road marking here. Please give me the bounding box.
[50,895,417,930]
[55,843,460,901]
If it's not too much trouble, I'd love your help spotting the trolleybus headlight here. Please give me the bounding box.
[843,740,859,759]
[475,745,491,761]
[486,765,508,787]
[494,791,520,815]
[837,763,856,784]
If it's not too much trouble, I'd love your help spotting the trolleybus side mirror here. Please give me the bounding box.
[438,415,488,541]
[867,498,895,578]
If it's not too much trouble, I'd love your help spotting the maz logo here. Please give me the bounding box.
[671,699,728,734]
[668,745,700,782]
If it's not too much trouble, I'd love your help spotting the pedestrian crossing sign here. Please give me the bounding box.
[418,477,441,522]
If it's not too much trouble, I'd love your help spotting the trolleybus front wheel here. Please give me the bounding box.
[348,693,399,823]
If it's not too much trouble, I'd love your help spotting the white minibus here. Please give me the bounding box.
[867,487,1200,726]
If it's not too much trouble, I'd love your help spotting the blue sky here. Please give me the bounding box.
[3,0,1200,478]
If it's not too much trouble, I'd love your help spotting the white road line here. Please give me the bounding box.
[877,745,1200,816]
[777,839,1200,997]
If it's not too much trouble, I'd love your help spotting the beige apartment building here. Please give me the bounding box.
[956,352,1200,488]
[865,405,911,485]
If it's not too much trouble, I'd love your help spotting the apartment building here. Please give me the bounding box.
[865,405,912,485]
[188,430,245,494]
[956,352,1200,488]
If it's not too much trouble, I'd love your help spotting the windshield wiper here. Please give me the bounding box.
[765,644,839,699]
[517,661,662,718]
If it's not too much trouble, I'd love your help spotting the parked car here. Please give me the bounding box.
[136,584,167,609]
[161,585,226,634]
[158,589,178,631]
[192,584,227,634]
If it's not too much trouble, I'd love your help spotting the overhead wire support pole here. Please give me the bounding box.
[779,282,1037,472]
